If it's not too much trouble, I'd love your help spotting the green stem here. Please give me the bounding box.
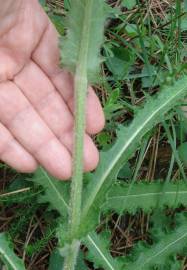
[63,241,80,270]
[69,66,88,237]
[63,2,93,269]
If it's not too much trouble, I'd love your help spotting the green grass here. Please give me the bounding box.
[1,0,187,269]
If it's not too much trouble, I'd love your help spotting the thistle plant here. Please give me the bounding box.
[60,0,107,268]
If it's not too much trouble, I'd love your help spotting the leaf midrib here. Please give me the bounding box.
[41,169,69,210]
[108,190,187,199]
[87,234,116,270]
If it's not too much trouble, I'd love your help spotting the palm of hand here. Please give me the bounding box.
[0,0,104,179]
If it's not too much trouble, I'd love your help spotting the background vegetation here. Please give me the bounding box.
[1,0,187,269]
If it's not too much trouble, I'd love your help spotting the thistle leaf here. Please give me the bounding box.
[79,77,187,238]
[84,232,122,270]
[102,181,187,214]
[60,0,107,82]
[123,216,187,270]
[30,168,69,217]
[0,233,25,270]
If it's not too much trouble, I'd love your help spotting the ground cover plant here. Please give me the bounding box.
[1,0,187,269]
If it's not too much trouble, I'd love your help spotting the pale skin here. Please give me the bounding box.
[0,0,105,179]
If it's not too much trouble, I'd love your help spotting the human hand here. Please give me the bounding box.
[0,0,105,179]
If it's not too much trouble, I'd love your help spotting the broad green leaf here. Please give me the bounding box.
[124,217,187,269]
[30,168,69,217]
[60,0,107,83]
[105,47,134,80]
[79,76,187,238]
[122,0,136,10]
[125,24,138,37]
[0,233,25,270]
[84,232,121,270]
[102,181,187,214]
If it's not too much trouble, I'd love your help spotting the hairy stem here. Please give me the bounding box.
[63,241,80,270]
[63,1,92,269]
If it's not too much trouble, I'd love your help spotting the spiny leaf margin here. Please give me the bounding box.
[83,232,122,270]
[29,168,69,217]
[123,215,187,270]
[102,181,187,214]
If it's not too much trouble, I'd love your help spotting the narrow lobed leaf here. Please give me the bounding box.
[102,181,187,214]
[123,215,187,270]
